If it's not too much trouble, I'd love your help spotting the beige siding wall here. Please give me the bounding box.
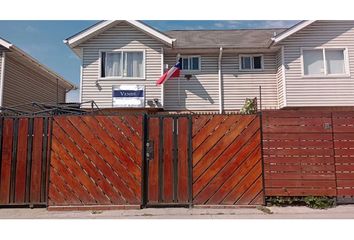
[281,20,354,107]
[0,51,3,95]
[275,49,285,108]
[164,52,278,111]
[2,53,66,109]
[79,21,164,108]
[223,52,278,110]
[164,53,219,111]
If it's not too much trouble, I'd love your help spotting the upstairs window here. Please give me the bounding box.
[302,48,348,76]
[240,55,263,70]
[181,56,201,71]
[101,51,144,78]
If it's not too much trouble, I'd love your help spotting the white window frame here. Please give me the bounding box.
[179,55,201,72]
[239,54,264,71]
[99,49,146,80]
[301,47,350,78]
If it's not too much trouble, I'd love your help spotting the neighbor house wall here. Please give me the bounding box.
[79,21,164,108]
[280,20,354,107]
[2,53,66,109]
[0,51,3,100]
[0,51,3,81]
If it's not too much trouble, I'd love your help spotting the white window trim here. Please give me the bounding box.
[301,47,350,78]
[239,54,264,71]
[179,55,201,73]
[99,49,146,80]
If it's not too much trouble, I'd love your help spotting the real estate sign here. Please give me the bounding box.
[112,85,145,107]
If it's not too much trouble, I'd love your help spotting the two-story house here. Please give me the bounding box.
[64,20,354,112]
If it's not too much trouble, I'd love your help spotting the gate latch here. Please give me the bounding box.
[146,140,154,161]
[324,123,332,130]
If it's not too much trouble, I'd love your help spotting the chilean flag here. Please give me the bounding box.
[156,58,182,85]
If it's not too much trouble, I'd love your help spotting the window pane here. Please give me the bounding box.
[191,57,200,70]
[125,52,143,77]
[253,56,262,69]
[241,57,251,69]
[105,52,122,77]
[326,49,345,74]
[182,58,189,70]
[303,50,324,75]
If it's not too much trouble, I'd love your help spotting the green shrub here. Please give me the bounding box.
[303,196,336,209]
[239,98,257,114]
[267,196,336,209]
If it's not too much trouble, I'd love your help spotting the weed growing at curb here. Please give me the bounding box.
[257,206,273,214]
[267,196,336,209]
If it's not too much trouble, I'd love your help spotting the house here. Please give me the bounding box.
[64,20,354,112]
[0,37,76,112]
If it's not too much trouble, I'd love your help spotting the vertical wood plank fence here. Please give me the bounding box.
[0,116,51,206]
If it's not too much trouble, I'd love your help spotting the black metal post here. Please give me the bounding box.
[259,85,262,112]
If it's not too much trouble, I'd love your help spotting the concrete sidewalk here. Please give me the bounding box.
[0,205,354,219]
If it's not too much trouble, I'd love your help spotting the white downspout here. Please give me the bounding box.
[79,48,83,104]
[218,47,223,113]
[0,52,6,107]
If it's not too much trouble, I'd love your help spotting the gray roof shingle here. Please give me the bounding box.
[165,28,287,48]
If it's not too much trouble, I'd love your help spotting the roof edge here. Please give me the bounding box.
[64,20,175,48]
[0,37,13,49]
[10,44,77,90]
[271,20,316,44]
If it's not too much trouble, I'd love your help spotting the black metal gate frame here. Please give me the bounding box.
[142,114,193,208]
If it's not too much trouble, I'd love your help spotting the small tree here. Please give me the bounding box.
[239,98,257,114]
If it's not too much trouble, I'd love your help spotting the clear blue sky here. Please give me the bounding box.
[0,20,299,102]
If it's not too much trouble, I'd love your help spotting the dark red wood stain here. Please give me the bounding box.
[0,119,14,204]
[163,118,173,203]
[147,117,159,203]
[192,114,264,205]
[15,118,28,203]
[177,117,189,203]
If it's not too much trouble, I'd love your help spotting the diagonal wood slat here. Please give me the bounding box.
[49,115,143,207]
[192,114,264,205]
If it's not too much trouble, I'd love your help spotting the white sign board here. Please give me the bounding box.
[112,85,145,108]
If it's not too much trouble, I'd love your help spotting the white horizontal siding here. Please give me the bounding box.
[79,21,164,108]
[281,20,354,107]
[2,53,66,110]
[222,52,278,110]
[163,52,278,111]
[0,51,3,98]
[163,53,219,110]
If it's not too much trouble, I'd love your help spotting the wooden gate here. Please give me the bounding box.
[0,116,51,207]
[143,115,192,207]
[48,115,143,209]
[192,114,264,206]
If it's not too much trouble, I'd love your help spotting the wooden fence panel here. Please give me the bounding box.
[0,117,50,207]
[48,115,143,208]
[192,114,264,206]
[263,111,336,197]
[332,112,354,200]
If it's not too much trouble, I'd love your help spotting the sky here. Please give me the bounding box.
[0,20,299,102]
